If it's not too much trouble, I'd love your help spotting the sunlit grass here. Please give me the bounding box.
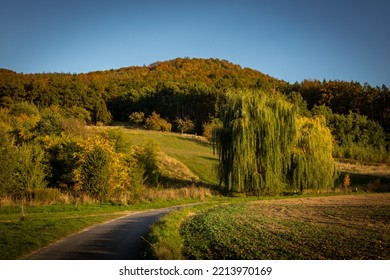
[123,129,218,184]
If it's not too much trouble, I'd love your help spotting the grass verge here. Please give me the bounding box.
[144,203,215,260]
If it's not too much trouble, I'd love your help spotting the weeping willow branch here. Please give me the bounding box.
[290,116,335,192]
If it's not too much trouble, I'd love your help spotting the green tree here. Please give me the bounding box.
[287,91,311,117]
[100,128,132,154]
[215,90,335,195]
[214,90,296,195]
[0,131,17,196]
[77,145,111,200]
[175,117,195,134]
[46,136,82,190]
[13,143,47,198]
[92,99,112,125]
[35,107,64,136]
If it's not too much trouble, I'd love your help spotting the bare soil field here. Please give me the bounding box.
[250,193,390,230]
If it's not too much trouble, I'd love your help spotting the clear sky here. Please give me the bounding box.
[1,0,389,86]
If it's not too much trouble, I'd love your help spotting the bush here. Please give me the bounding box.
[29,188,62,204]
[313,106,389,163]
[129,111,145,127]
[62,106,91,123]
[145,112,172,132]
[73,136,143,201]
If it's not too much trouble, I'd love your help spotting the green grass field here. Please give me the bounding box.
[123,129,219,184]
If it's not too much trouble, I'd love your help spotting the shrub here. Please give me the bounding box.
[145,112,172,132]
[29,188,62,204]
[74,137,114,200]
[129,111,145,127]
[62,106,91,123]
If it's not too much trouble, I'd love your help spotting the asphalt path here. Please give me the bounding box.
[24,205,185,260]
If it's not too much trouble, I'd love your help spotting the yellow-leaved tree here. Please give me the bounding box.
[74,136,130,200]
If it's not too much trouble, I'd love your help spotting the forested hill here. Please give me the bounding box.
[0,58,389,133]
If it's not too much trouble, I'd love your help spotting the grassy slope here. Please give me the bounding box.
[123,129,218,185]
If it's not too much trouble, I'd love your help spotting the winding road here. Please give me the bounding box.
[24,205,184,260]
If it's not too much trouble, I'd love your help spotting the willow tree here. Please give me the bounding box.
[214,90,335,195]
[290,116,335,192]
[214,90,296,195]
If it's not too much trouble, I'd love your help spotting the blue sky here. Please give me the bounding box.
[1,0,389,86]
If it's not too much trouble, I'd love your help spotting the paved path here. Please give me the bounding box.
[24,206,183,260]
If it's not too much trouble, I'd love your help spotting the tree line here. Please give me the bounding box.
[1,57,389,199]
[1,58,389,162]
